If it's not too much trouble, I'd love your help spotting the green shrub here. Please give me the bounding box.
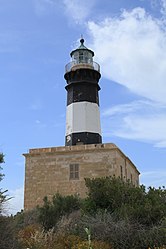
[38,193,81,230]
[84,177,166,226]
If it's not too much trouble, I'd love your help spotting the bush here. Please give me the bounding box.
[72,240,111,249]
[15,177,166,249]
[0,216,21,249]
[38,193,81,230]
[17,224,42,248]
[18,229,83,249]
[84,177,166,226]
[56,211,166,249]
[13,208,39,232]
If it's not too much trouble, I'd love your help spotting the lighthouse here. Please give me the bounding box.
[64,38,102,146]
[24,38,140,211]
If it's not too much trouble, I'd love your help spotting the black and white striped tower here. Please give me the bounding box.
[64,38,102,146]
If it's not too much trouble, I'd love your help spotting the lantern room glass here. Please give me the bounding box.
[72,50,93,65]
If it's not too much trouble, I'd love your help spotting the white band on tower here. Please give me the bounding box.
[66,102,101,136]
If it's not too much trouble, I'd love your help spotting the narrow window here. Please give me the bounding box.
[79,52,84,63]
[120,165,123,179]
[69,164,79,180]
[131,173,133,183]
[125,167,127,180]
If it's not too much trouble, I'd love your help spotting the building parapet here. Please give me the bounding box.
[23,143,140,175]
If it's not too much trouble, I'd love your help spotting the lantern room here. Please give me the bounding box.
[71,38,94,64]
[65,38,100,73]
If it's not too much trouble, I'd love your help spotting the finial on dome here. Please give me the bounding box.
[80,34,84,45]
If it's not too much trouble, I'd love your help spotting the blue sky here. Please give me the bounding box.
[0,0,166,214]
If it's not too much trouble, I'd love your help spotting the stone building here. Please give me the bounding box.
[24,39,140,211]
[24,143,139,211]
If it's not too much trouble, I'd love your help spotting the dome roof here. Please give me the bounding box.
[70,38,94,57]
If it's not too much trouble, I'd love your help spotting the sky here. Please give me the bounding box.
[0,0,166,215]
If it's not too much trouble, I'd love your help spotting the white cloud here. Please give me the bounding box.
[5,187,24,215]
[88,7,166,104]
[155,141,166,147]
[150,0,160,9]
[161,0,166,15]
[102,100,160,116]
[63,0,95,23]
[34,0,95,22]
[140,170,166,187]
[86,2,166,147]
[115,114,166,144]
[102,100,166,147]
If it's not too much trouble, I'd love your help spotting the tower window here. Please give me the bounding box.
[125,167,127,180]
[69,164,79,180]
[120,165,123,179]
[131,173,133,183]
[79,52,84,63]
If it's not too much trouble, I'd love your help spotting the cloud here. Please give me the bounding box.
[102,100,166,120]
[150,0,160,9]
[102,100,166,147]
[114,114,166,146]
[34,0,95,22]
[85,2,166,147]
[140,170,166,187]
[5,187,24,215]
[161,0,166,15]
[63,0,95,23]
[87,6,166,104]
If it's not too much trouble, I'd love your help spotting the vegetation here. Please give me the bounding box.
[16,177,165,249]
[0,153,12,216]
[0,171,165,249]
[0,153,6,214]
[37,193,81,230]
[0,153,22,249]
[84,177,166,226]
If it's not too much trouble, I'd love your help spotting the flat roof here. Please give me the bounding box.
[23,143,140,174]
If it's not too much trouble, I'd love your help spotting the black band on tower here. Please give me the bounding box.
[66,83,99,106]
[65,132,102,146]
[64,68,101,85]
[65,68,101,106]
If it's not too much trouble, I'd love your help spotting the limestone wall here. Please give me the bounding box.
[24,143,140,211]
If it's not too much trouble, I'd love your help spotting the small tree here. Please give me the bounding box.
[0,153,21,249]
[84,176,166,226]
[0,153,8,215]
[38,193,81,230]
[0,153,4,179]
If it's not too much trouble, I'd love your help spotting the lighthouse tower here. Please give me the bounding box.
[64,38,102,146]
[24,38,140,211]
